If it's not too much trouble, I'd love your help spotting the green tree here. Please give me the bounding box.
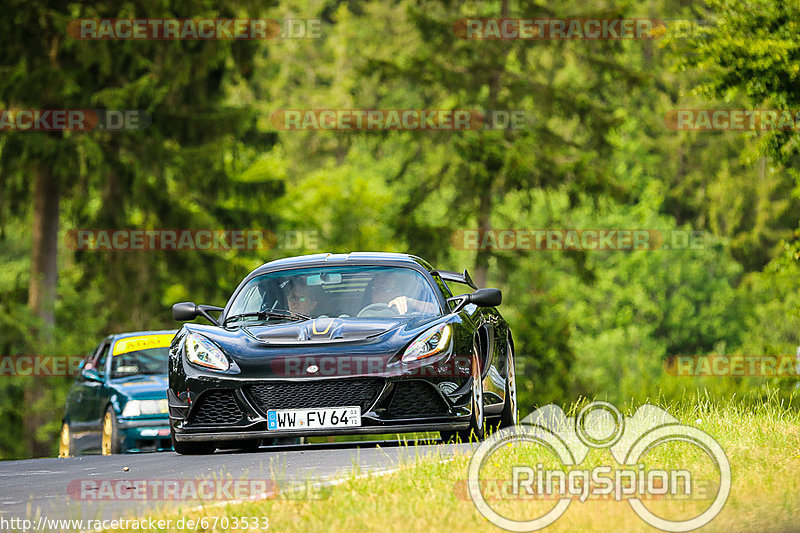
[0,0,281,457]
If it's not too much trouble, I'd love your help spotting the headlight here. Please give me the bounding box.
[122,399,168,417]
[402,323,452,363]
[185,333,230,371]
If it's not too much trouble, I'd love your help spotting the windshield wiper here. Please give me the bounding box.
[224,308,311,325]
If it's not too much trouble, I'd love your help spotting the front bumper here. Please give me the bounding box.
[169,375,474,442]
[117,417,172,452]
[174,422,469,442]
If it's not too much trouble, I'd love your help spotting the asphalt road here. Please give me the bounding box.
[0,440,473,525]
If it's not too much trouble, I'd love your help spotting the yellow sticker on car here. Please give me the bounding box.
[113,334,174,356]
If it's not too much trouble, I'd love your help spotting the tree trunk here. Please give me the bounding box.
[25,164,60,457]
[473,193,492,288]
[473,0,508,289]
[28,165,60,337]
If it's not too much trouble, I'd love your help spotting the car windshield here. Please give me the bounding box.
[111,347,169,378]
[226,265,441,321]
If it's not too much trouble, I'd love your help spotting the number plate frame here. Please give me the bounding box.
[266,406,362,430]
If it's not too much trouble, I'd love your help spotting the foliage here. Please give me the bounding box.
[2,0,800,457]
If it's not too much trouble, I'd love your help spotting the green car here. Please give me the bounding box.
[59,330,176,456]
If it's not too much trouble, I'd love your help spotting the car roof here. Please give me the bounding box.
[250,252,433,275]
[111,330,177,342]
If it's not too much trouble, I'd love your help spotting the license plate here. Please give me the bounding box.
[267,406,361,430]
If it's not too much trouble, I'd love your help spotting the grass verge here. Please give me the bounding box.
[110,395,800,533]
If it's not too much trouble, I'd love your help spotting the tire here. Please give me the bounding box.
[59,422,73,458]
[101,407,122,455]
[441,353,485,443]
[171,431,216,455]
[499,338,518,429]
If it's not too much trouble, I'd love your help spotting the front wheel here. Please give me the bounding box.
[171,431,216,455]
[441,357,485,443]
[499,339,517,428]
[101,408,122,455]
[59,422,72,458]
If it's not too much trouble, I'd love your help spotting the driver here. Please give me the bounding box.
[285,278,317,316]
[369,271,437,315]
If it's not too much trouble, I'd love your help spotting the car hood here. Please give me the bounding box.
[182,315,452,377]
[110,374,168,400]
[241,317,415,343]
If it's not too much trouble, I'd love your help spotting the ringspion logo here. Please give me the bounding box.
[467,402,730,531]
[454,478,719,501]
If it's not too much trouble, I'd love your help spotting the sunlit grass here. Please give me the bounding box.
[110,394,800,533]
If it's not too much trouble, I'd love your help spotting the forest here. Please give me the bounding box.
[1,0,799,458]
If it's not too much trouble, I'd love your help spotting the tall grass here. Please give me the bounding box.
[108,393,800,533]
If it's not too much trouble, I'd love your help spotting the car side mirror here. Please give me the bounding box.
[172,302,222,326]
[447,288,502,313]
[173,302,199,321]
[468,288,502,307]
[82,367,102,382]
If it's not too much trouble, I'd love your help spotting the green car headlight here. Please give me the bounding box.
[185,332,230,371]
[122,399,168,417]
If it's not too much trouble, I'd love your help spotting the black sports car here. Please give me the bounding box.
[168,252,516,454]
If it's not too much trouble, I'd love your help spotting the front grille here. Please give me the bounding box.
[387,381,449,417]
[189,390,243,425]
[245,379,384,414]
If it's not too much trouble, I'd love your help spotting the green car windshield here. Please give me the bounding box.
[227,265,441,321]
[111,347,169,378]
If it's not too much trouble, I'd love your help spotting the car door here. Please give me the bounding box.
[475,307,507,412]
[66,341,106,453]
[64,361,91,454]
[438,276,505,411]
[82,340,112,451]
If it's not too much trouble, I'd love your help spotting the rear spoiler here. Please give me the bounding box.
[430,269,478,290]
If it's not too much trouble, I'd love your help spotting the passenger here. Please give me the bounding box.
[369,271,438,315]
